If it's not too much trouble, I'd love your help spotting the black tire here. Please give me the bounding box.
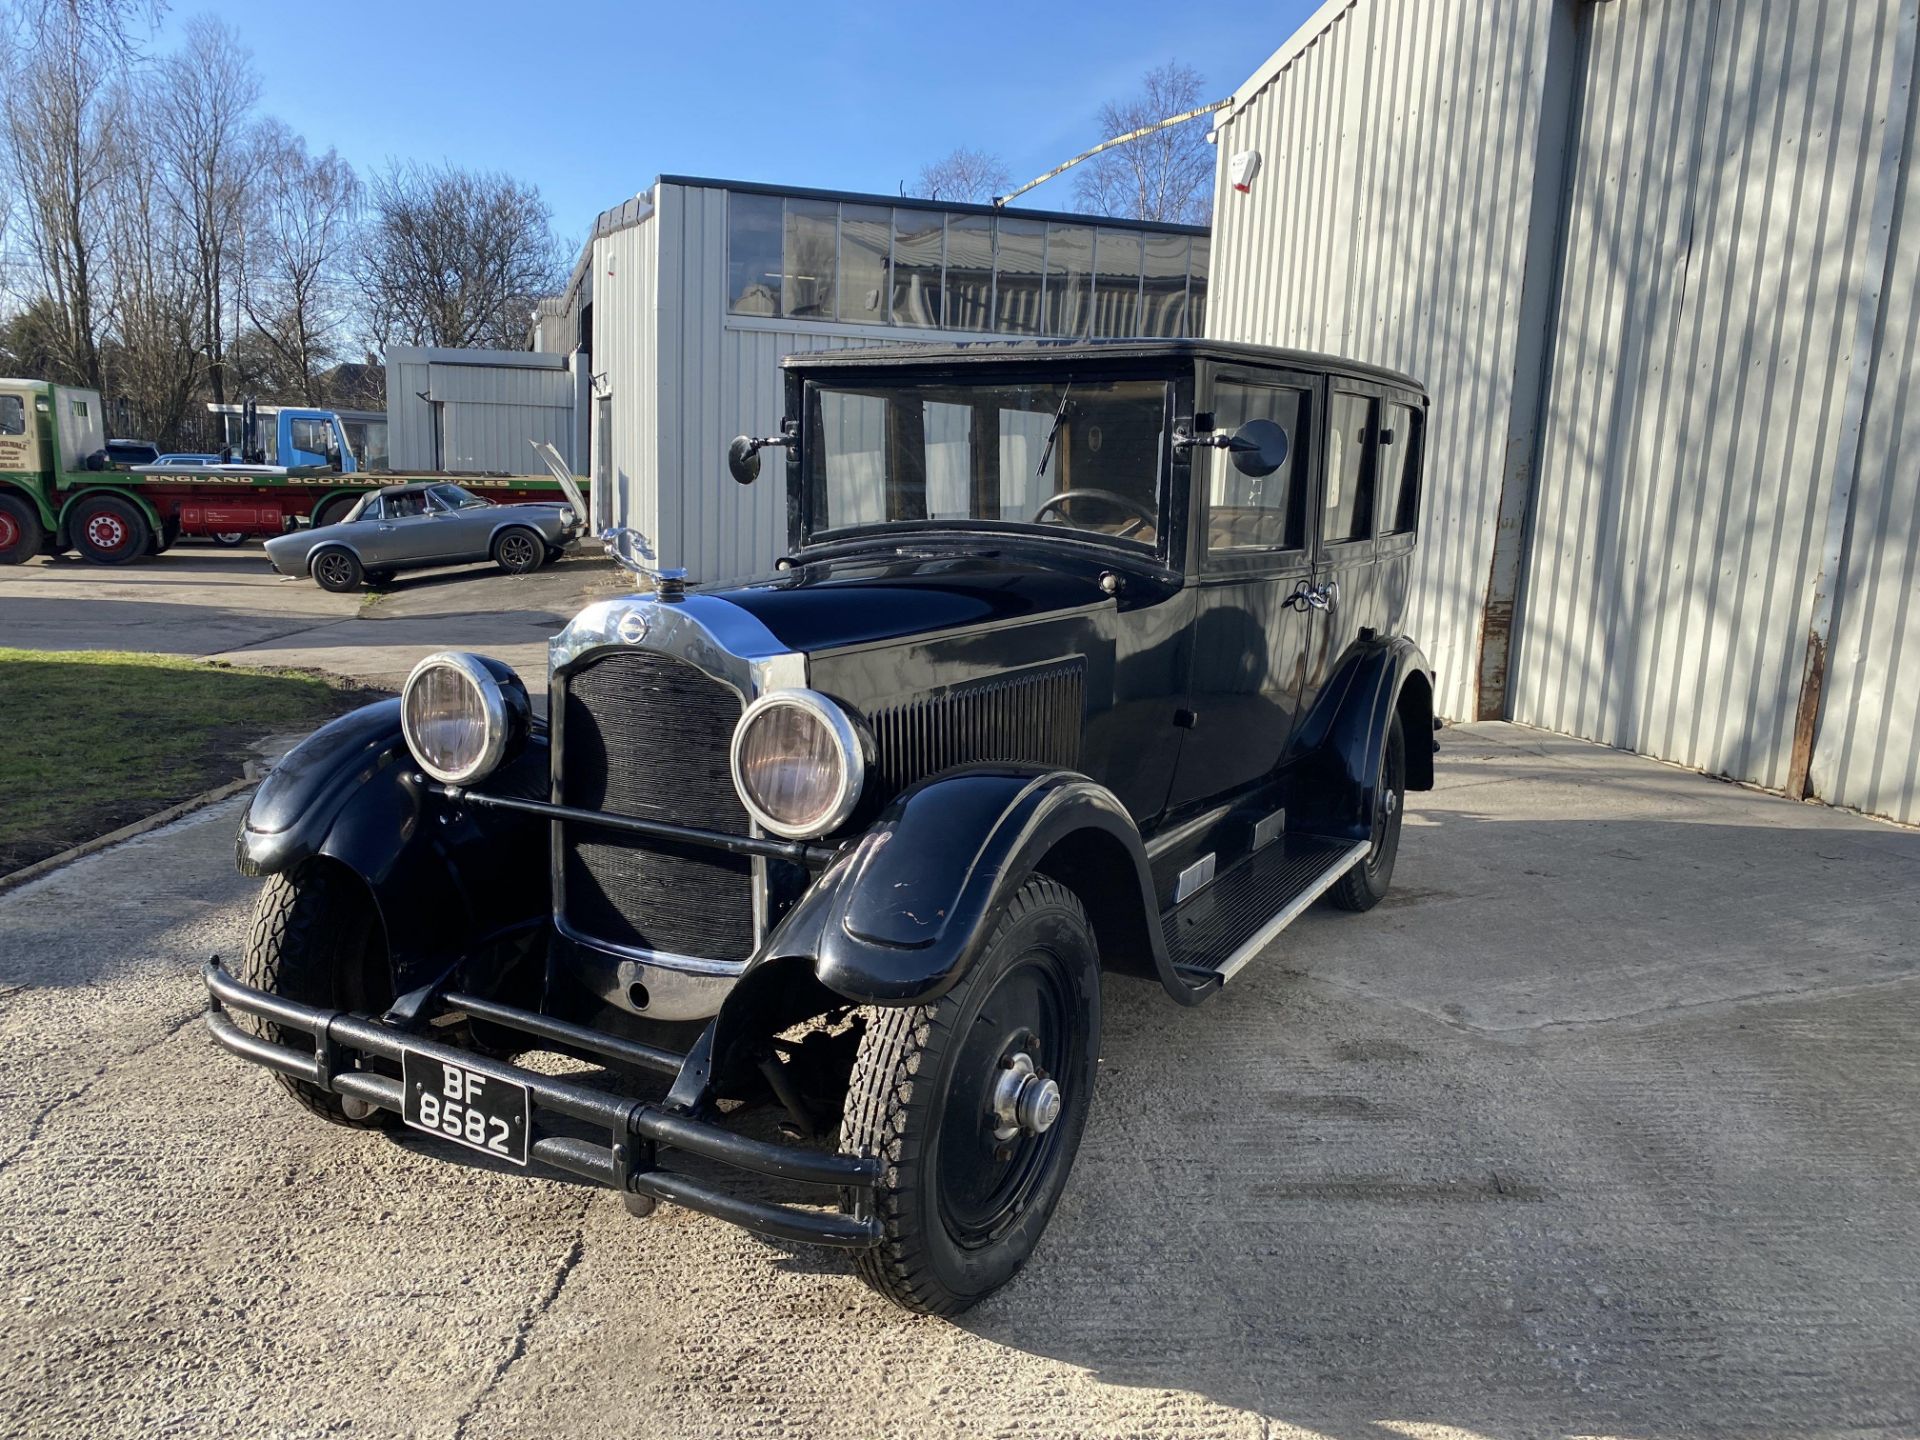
[841,875,1102,1315]
[238,860,397,1130]
[71,494,150,565]
[311,546,363,593]
[1330,712,1406,912]
[212,531,248,547]
[0,492,45,565]
[493,525,543,575]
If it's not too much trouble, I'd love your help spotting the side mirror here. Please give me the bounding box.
[727,435,764,486]
[1227,419,1289,478]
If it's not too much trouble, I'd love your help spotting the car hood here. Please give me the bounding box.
[708,547,1145,653]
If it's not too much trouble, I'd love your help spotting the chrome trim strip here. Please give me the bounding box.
[1145,802,1232,859]
[1215,841,1371,983]
[802,598,1114,662]
[555,915,748,978]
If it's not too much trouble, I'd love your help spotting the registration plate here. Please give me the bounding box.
[401,1051,530,1165]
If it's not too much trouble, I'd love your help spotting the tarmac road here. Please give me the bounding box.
[1,723,1917,1439]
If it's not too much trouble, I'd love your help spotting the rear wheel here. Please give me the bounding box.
[238,860,397,1129]
[1330,712,1406,912]
[0,493,45,565]
[841,876,1101,1315]
[311,546,363,593]
[71,494,150,565]
[212,531,248,547]
[493,526,543,575]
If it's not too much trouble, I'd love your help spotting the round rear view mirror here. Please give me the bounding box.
[727,435,762,486]
[1228,419,1289,478]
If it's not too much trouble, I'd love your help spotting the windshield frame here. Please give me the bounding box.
[796,366,1179,564]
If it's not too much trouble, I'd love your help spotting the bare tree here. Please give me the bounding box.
[239,123,359,403]
[0,5,122,388]
[99,79,202,442]
[916,147,1013,204]
[152,15,259,402]
[355,162,563,352]
[1074,61,1216,226]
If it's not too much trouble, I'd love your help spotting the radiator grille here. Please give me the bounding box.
[868,659,1085,803]
[558,650,755,962]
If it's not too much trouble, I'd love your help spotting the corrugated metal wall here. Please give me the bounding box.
[1513,0,1918,804]
[386,347,575,472]
[1206,0,1561,722]
[1811,4,1920,822]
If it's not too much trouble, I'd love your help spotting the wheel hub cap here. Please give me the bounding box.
[991,1052,1062,1140]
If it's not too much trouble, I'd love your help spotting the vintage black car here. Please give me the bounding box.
[206,339,1435,1315]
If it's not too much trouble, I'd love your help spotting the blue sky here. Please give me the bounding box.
[153,0,1320,246]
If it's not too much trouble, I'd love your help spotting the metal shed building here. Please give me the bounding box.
[546,177,1210,582]
[386,346,588,474]
[1209,0,1920,825]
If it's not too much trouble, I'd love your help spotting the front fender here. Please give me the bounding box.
[755,766,1191,1008]
[236,699,550,991]
[1284,634,1435,841]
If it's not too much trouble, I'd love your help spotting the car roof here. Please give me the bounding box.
[780,338,1426,396]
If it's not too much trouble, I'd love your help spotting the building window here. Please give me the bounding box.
[1092,231,1143,339]
[1044,224,1093,338]
[1188,236,1210,335]
[1141,233,1190,338]
[891,211,944,328]
[994,219,1046,336]
[783,199,839,320]
[728,192,784,317]
[944,215,995,331]
[840,205,891,324]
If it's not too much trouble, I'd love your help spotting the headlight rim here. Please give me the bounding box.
[729,687,866,840]
[401,650,514,787]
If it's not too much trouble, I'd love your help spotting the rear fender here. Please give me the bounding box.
[1283,634,1435,841]
[237,699,550,992]
[744,766,1198,1011]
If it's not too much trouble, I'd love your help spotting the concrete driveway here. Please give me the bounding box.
[1,722,1915,1439]
[0,543,617,697]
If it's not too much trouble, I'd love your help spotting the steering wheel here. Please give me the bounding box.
[1031,488,1158,538]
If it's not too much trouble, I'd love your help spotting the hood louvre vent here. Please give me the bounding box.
[868,659,1085,803]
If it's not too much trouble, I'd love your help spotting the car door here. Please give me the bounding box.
[1162,364,1321,815]
[367,491,436,565]
[1299,379,1394,709]
[438,492,503,560]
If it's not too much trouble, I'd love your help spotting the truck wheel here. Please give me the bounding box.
[1330,712,1406,912]
[311,546,363,593]
[0,493,45,565]
[840,875,1101,1315]
[493,526,543,575]
[212,531,248,547]
[71,494,150,565]
[238,859,398,1130]
[311,495,359,530]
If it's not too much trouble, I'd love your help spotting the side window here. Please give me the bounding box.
[1324,393,1378,544]
[1380,402,1423,535]
[0,395,24,436]
[1205,377,1310,555]
[291,418,332,456]
[359,495,384,521]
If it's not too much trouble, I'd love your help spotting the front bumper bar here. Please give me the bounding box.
[202,959,881,1248]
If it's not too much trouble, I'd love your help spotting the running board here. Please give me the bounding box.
[1164,837,1371,985]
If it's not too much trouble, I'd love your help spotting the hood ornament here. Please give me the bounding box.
[602,526,689,601]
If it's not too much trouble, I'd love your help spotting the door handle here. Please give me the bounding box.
[1282,579,1339,614]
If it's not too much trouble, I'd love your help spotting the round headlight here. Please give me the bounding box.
[730,689,865,839]
[401,651,527,786]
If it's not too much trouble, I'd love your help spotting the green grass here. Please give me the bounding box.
[0,648,364,874]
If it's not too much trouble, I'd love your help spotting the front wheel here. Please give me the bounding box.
[311,546,363,593]
[238,860,396,1129]
[1330,712,1406,912]
[493,526,543,575]
[840,876,1101,1315]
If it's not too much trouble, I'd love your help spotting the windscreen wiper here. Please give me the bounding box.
[1035,384,1073,479]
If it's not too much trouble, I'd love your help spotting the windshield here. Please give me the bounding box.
[804,375,1168,549]
[428,484,488,510]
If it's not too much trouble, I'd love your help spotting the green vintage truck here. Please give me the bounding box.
[0,377,584,565]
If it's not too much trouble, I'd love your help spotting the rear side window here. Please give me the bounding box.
[1379,402,1423,534]
[1324,393,1378,544]
[1205,377,1310,554]
[0,395,23,436]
